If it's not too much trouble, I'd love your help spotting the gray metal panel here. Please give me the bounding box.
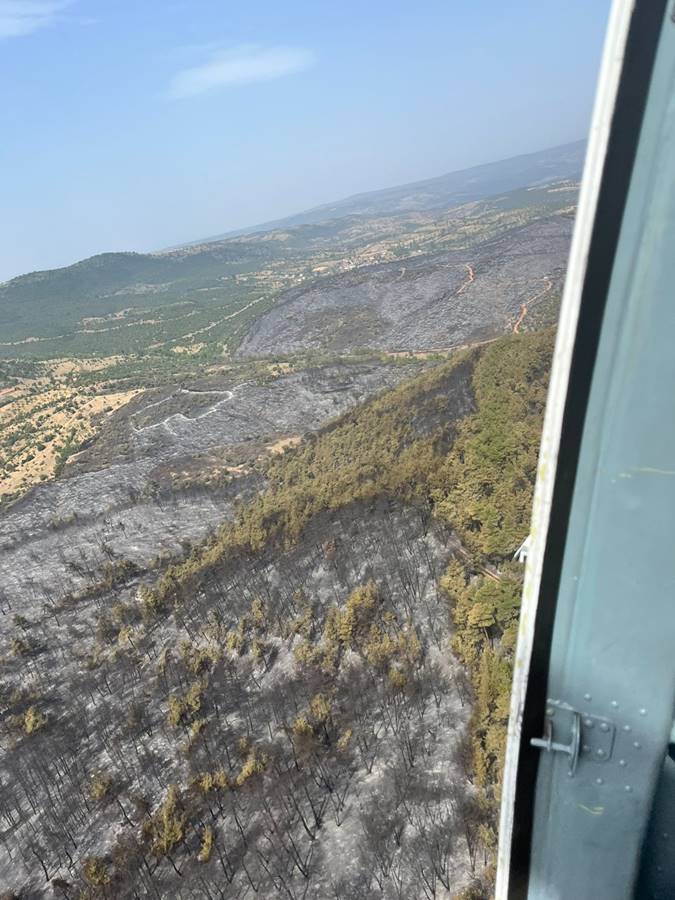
[527,6,675,898]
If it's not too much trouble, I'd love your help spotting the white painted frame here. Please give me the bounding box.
[495,1,637,894]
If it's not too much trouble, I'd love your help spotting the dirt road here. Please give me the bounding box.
[512,276,554,333]
[455,264,476,296]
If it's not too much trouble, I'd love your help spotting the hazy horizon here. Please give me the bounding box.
[0,0,610,282]
[1,135,585,282]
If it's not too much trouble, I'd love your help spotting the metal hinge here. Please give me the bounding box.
[530,699,616,776]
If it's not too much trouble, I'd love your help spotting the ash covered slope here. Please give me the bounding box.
[1,331,552,898]
[0,361,422,613]
[0,145,579,357]
[238,214,571,357]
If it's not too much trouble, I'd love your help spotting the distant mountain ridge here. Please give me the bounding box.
[197,139,586,242]
[1,140,585,292]
[0,141,582,357]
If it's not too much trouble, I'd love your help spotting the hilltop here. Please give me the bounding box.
[199,140,585,240]
[0,172,574,502]
[0,179,576,361]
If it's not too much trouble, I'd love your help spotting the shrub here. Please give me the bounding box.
[89,772,112,801]
[82,856,110,887]
[197,825,214,863]
[22,706,47,734]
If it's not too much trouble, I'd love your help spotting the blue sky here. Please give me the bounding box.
[0,0,611,281]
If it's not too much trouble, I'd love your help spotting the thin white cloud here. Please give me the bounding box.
[168,44,316,99]
[0,1,70,38]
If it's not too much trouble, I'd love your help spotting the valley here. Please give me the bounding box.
[0,179,576,361]
[0,144,573,897]
[0,178,574,503]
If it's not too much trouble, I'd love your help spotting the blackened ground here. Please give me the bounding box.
[0,500,476,899]
[0,361,427,611]
[238,215,571,357]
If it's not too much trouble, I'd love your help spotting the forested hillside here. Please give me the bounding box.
[0,328,553,897]
[1,129,562,900]
[0,179,573,360]
[0,172,570,505]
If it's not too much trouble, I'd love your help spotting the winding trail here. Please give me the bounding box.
[384,335,500,359]
[164,295,267,345]
[512,304,528,334]
[130,387,235,435]
[455,264,475,296]
[512,276,554,334]
[0,296,268,349]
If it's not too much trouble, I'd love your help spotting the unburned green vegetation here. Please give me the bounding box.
[140,328,553,870]
[0,181,573,362]
[145,329,551,612]
[0,328,553,897]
